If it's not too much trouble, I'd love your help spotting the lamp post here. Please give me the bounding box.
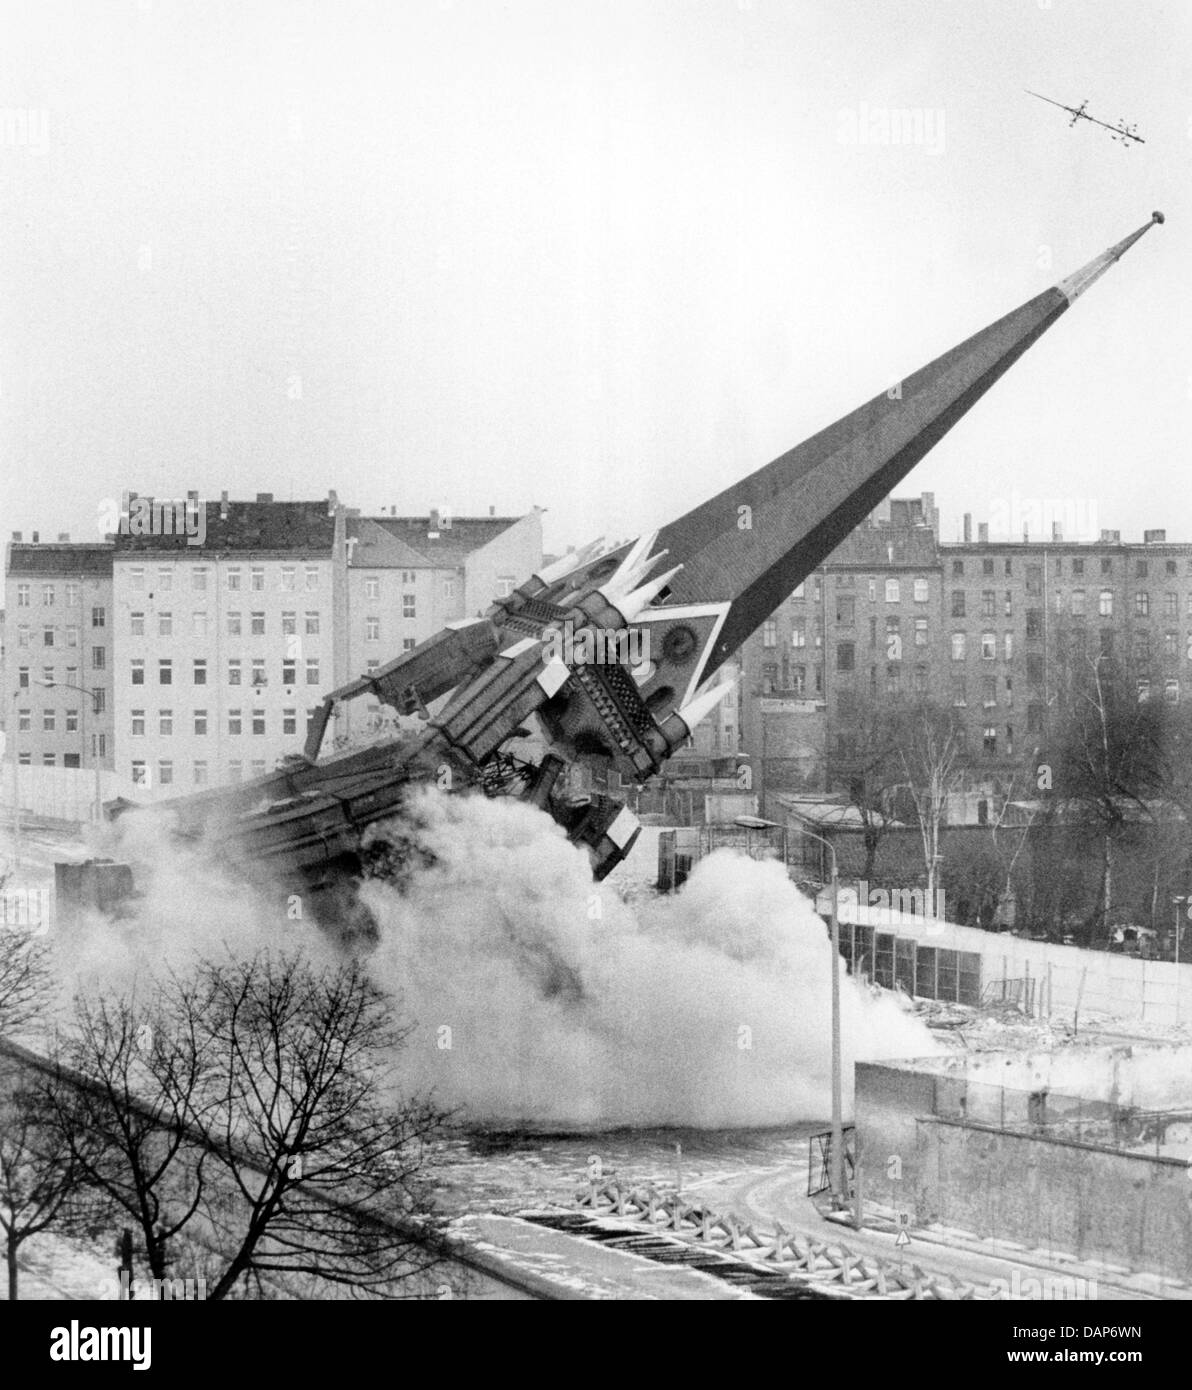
[799,822,846,1215]
[35,678,102,822]
[9,688,22,869]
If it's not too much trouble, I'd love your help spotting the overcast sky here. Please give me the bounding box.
[1,0,1187,557]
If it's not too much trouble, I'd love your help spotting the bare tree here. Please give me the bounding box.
[895,701,965,902]
[43,989,214,1281]
[0,926,54,1038]
[832,698,905,879]
[0,1064,86,1299]
[179,951,447,1300]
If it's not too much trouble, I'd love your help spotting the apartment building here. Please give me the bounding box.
[3,535,115,771]
[110,494,343,799]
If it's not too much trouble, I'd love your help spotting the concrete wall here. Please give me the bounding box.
[838,899,1192,1029]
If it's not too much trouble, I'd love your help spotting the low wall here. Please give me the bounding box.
[835,900,1192,1028]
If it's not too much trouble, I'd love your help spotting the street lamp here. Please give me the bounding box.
[35,678,103,822]
[798,821,848,1218]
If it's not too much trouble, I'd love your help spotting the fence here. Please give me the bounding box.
[932,1075,1192,1159]
[0,761,127,824]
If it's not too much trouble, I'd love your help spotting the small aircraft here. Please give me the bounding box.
[1026,90,1144,147]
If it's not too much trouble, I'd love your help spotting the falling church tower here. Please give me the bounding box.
[133,212,1164,898]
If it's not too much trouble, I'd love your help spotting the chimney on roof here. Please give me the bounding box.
[1022,525,1029,543]
[256,492,273,503]
[1101,529,1120,543]
[1144,528,1167,544]
[58,532,70,542]
[429,508,440,536]
[963,513,971,542]
[489,505,495,517]
[31,531,39,543]
[390,505,396,516]
[220,491,229,521]
[1052,521,1062,542]
[187,489,198,502]
[11,531,21,542]
[327,489,338,517]
[978,522,989,543]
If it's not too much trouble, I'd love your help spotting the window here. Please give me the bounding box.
[63,753,79,769]
[158,611,173,636]
[983,726,998,756]
[951,633,966,661]
[227,611,242,636]
[156,568,173,591]
[93,688,106,714]
[884,578,900,604]
[791,582,805,601]
[952,560,964,578]
[402,638,416,652]
[1168,560,1179,577]
[92,647,105,670]
[192,611,207,637]
[1003,591,1012,618]
[301,564,319,590]
[305,612,320,635]
[1004,633,1013,660]
[250,760,266,779]
[228,762,243,783]
[159,659,172,685]
[65,665,77,684]
[1101,630,1115,658]
[866,579,876,603]
[983,676,997,707]
[791,619,806,648]
[1165,679,1180,705]
[282,612,296,636]
[1054,557,1062,577]
[17,709,30,733]
[1070,557,1083,576]
[1004,675,1014,706]
[283,708,297,736]
[1136,591,1150,618]
[194,761,209,786]
[250,566,264,591]
[194,710,208,736]
[251,612,265,636]
[306,658,320,685]
[951,591,965,618]
[1134,631,1151,664]
[131,658,145,685]
[981,632,996,660]
[914,617,928,646]
[1166,592,1179,618]
[282,658,297,684]
[228,659,242,686]
[981,590,995,617]
[1006,724,1015,757]
[193,658,207,685]
[40,583,54,605]
[192,567,208,591]
[43,709,55,732]
[913,664,928,694]
[42,665,54,686]
[1099,589,1113,617]
[982,558,994,576]
[763,620,777,648]
[402,594,416,618]
[131,710,145,736]
[252,710,266,735]
[836,595,855,625]
[131,611,145,636]
[43,625,55,647]
[951,677,967,707]
[1101,557,1112,575]
[16,584,29,607]
[228,709,242,736]
[42,754,56,768]
[66,626,80,648]
[1137,559,1149,579]
[366,615,380,642]
[91,605,105,627]
[158,760,173,787]
[1025,610,1042,640]
[226,568,242,591]
[443,577,456,600]
[367,659,380,674]
[1137,678,1151,704]
[131,760,148,786]
[837,641,855,672]
[129,567,145,590]
[16,624,29,647]
[1071,589,1085,616]
[159,709,173,736]
[1027,654,1045,685]
[281,566,296,591]
[17,667,28,688]
[1165,631,1178,659]
[1025,565,1042,596]
[1005,558,1013,577]
[365,575,380,600]
[913,577,929,603]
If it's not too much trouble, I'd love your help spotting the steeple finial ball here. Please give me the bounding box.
[1152,210,1165,224]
